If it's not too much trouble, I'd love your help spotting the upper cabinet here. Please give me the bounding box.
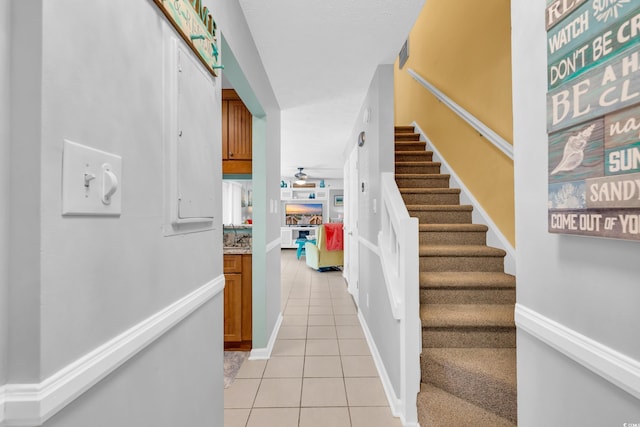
[222,89,252,174]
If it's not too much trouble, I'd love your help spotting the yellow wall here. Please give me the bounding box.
[395,0,515,246]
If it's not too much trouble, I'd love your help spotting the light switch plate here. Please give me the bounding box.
[62,139,122,216]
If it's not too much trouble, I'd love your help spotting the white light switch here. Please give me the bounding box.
[62,140,122,216]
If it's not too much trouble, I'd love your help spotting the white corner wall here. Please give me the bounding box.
[348,65,404,402]
[0,0,10,389]
[512,2,640,425]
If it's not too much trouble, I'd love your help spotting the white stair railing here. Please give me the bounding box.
[378,172,421,426]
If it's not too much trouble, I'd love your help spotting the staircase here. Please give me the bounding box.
[394,126,517,426]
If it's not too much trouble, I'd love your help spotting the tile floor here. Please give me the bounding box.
[224,249,402,427]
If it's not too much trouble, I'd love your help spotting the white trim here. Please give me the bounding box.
[358,311,419,427]
[266,237,281,253]
[515,304,640,400]
[407,68,513,160]
[0,386,5,426]
[412,121,516,275]
[249,313,283,360]
[1,276,225,426]
[358,236,380,256]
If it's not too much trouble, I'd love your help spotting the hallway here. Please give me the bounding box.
[223,249,401,427]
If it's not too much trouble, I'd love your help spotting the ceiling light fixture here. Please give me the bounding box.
[294,167,308,184]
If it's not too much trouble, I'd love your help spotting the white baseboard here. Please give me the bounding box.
[266,237,281,253]
[358,311,419,427]
[515,304,640,401]
[249,313,283,360]
[0,276,225,427]
[412,121,516,275]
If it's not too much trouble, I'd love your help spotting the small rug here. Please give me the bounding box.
[224,351,249,388]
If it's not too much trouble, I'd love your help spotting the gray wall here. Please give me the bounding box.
[2,0,277,425]
[512,1,640,425]
[349,65,402,396]
[0,0,10,388]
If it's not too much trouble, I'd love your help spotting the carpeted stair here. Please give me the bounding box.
[395,125,517,426]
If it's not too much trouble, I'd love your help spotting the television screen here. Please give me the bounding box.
[285,203,323,225]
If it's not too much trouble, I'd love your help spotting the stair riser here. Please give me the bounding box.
[402,192,460,205]
[410,210,472,224]
[395,133,421,141]
[396,177,451,188]
[421,355,517,423]
[420,231,486,245]
[396,143,426,151]
[422,328,516,348]
[420,256,504,272]
[420,288,516,305]
[396,164,441,174]
[395,152,433,162]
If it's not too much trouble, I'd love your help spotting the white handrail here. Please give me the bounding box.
[378,172,421,426]
[407,68,514,160]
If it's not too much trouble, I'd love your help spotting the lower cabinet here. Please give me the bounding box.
[223,254,252,350]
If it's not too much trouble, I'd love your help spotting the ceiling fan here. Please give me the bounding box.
[294,167,308,184]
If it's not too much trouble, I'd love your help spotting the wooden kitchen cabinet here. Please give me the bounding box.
[222,89,252,174]
[223,253,252,350]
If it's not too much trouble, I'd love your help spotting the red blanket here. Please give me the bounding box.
[324,223,343,251]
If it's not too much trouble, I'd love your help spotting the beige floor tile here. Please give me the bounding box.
[284,305,309,316]
[345,377,388,406]
[309,298,333,306]
[287,298,310,306]
[304,356,343,377]
[235,359,267,379]
[338,339,371,356]
[263,356,304,378]
[272,339,306,356]
[305,339,340,356]
[301,378,347,407]
[349,406,402,427]
[333,305,357,315]
[336,325,365,339]
[277,326,307,340]
[306,325,337,339]
[246,408,300,427]
[307,315,335,326]
[334,315,359,325]
[308,305,333,315]
[310,292,332,300]
[253,378,302,408]
[224,379,260,408]
[341,355,378,377]
[282,315,308,326]
[224,409,251,427]
[299,407,350,427]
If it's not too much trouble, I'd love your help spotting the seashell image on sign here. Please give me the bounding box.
[547,0,640,240]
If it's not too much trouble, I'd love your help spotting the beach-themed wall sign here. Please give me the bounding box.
[547,0,640,241]
[153,0,220,77]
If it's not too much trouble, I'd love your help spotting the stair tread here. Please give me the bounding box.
[420,223,488,232]
[400,188,460,194]
[410,205,471,213]
[421,303,515,328]
[421,272,516,288]
[417,384,516,427]
[395,161,441,166]
[397,173,449,178]
[394,125,415,133]
[395,150,432,155]
[420,245,506,257]
[424,347,516,386]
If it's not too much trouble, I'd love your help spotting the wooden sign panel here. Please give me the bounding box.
[153,0,220,77]
[547,0,640,241]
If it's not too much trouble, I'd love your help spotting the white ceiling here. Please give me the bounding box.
[237,0,424,180]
